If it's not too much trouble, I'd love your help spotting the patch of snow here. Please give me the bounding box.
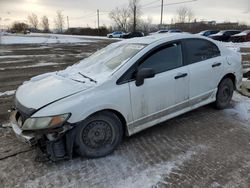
[223,92,250,125]
[0,34,99,45]
[23,145,206,188]
[116,145,206,188]
[0,90,16,97]
[1,123,12,128]
[1,62,63,70]
[0,59,31,64]
[0,54,50,59]
[31,33,119,40]
[223,42,250,52]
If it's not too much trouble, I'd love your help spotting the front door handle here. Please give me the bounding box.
[212,62,222,68]
[175,73,188,79]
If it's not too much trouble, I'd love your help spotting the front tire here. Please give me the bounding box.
[75,112,123,158]
[215,78,234,109]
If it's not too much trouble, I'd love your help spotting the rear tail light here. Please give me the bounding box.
[246,34,250,42]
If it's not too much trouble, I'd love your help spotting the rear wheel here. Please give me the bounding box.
[215,78,234,109]
[75,112,123,158]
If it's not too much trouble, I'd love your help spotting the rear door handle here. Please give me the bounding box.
[175,73,188,79]
[212,62,221,68]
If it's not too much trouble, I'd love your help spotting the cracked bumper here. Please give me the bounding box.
[10,111,37,146]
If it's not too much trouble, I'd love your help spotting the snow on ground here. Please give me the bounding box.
[32,33,113,40]
[224,92,250,125]
[0,62,64,70]
[0,34,100,45]
[116,145,206,188]
[0,90,16,97]
[223,42,250,52]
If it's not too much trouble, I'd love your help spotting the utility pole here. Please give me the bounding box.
[133,4,136,32]
[97,9,100,29]
[160,0,164,28]
[67,16,69,29]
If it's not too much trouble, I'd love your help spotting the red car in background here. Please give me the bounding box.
[231,30,250,42]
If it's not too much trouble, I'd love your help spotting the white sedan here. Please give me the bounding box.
[107,31,125,38]
[11,33,242,160]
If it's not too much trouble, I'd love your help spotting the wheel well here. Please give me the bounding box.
[220,73,236,89]
[89,109,128,136]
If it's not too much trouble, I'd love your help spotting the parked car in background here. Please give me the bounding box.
[150,29,182,35]
[209,30,241,42]
[168,29,182,33]
[107,31,125,38]
[121,31,144,39]
[230,30,250,42]
[11,33,242,161]
[198,30,219,37]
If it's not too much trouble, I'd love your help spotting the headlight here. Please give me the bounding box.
[22,114,70,130]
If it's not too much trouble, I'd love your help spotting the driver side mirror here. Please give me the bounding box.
[135,68,155,87]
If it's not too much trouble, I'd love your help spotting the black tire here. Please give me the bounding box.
[108,35,113,38]
[75,111,123,158]
[215,78,234,109]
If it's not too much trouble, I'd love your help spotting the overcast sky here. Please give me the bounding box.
[0,0,249,29]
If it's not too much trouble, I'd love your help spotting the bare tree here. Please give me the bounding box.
[54,10,65,33]
[187,8,194,23]
[129,0,141,32]
[176,6,194,23]
[109,7,130,31]
[27,13,39,29]
[138,16,153,35]
[41,16,49,32]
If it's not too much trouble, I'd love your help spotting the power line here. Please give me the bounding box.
[142,0,197,9]
[141,0,160,8]
[70,12,97,20]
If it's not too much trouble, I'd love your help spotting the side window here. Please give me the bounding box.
[138,43,183,74]
[184,39,220,65]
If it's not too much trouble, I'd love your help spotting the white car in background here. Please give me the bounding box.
[107,31,125,38]
[11,33,242,161]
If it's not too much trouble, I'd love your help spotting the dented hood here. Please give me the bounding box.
[15,73,95,110]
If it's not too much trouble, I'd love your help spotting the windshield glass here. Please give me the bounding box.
[217,31,225,35]
[58,42,146,82]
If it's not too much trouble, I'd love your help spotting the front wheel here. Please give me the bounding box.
[215,78,234,109]
[75,112,123,158]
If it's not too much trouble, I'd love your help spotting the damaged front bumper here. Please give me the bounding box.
[10,111,38,146]
[10,110,77,161]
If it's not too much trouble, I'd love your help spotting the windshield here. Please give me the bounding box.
[198,31,206,34]
[59,42,146,82]
[217,31,226,35]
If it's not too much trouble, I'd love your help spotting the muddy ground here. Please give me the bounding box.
[0,40,250,188]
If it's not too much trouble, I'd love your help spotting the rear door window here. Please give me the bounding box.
[183,39,220,65]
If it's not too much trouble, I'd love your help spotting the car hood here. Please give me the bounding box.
[15,73,95,110]
[232,33,247,37]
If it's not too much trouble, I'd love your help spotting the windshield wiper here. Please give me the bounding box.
[70,79,85,84]
[78,72,97,83]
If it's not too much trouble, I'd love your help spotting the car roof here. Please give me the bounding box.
[220,30,241,32]
[119,33,202,45]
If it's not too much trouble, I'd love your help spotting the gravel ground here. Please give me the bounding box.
[1,40,250,188]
